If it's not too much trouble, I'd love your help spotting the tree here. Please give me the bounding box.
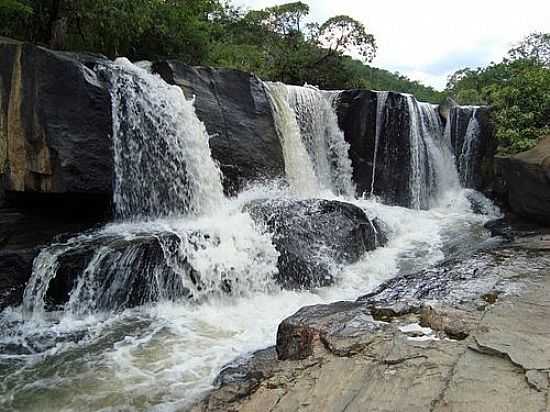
[508,32,550,67]
[318,15,377,63]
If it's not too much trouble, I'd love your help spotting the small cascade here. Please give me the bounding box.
[265,82,320,196]
[458,107,481,187]
[265,82,355,197]
[406,96,460,209]
[371,91,389,196]
[105,58,224,220]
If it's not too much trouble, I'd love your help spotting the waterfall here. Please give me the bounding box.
[106,58,224,220]
[406,95,460,209]
[371,91,389,196]
[22,60,273,318]
[265,82,355,197]
[265,82,320,197]
[458,107,481,188]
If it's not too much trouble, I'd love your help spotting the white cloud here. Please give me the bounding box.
[236,0,550,89]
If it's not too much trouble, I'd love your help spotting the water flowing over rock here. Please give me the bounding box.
[265,83,355,197]
[265,83,320,196]
[335,90,459,208]
[448,105,496,191]
[21,214,280,316]
[103,59,224,220]
[244,199,376,289]
[153,61,285,194]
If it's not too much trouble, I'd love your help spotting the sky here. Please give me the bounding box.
[237,0,550,90]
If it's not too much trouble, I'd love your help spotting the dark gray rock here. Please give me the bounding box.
[0,202,104,311]
[244,199,376,289]
[448,106,497,191]
[494,137,550,225]
[41,231,194,312]
[0,37,113,200]
[334,90,412,206]
[153,61,285,194]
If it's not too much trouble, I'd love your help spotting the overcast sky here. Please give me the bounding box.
[237,0,550,90]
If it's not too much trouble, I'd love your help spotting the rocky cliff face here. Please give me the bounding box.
[335,90,412,206]
[0,37,113,202]
[495,137,550,225]
[153,61,285,194]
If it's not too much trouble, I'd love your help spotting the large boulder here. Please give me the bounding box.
[244,199,376,289]
[495,137,550,225]
[334,90,412,206]
[0,37,113,208]
[153,61,285,194]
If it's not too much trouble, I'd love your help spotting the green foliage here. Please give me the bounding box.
[1,0,443,102]
[447,48,550,154]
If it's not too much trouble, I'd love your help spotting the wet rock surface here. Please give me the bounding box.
[0,203,107,311]
[335,90,412,206]
[153,61,285,194]
[244,199,376,289]
[448,105,497,192]
[193,231,550,412]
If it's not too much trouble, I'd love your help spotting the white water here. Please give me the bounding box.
[371,91,389,196]
[108,58,224,220]
[1,66,499,412]
[265,82,320,197]
[266,83,355,197]
[0,185,496,412]
[406,96,461,209]
[459,107,481,187]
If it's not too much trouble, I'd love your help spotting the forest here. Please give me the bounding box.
[1,0,548,153]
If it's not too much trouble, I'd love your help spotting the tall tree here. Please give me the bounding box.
[317,15,377,62]
[508,32,550,67]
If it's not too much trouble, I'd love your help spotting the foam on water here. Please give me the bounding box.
[0,62,500,411]
[0,184,498,412]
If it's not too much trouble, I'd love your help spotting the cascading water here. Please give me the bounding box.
[1,71,499,412]
[107,58,224,220]
[458,107,481,187]
[265,82,320,196]
[266,82,355,197]
[406,95,461,209]
[21,60,275,319]
[371,91,389,196]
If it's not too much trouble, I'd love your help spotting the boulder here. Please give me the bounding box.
[0,37,113,207]
[334,90,412,206]
[244,199,376,289]
[153,61,285,194]
[495,137,550,225]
